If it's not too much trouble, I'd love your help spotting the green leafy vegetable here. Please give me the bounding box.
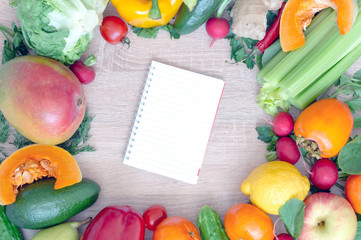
[354,116,361,128]
[338,136,361,175]
[0,23,29,64]
[0,112,10,143]
[1,109,95,156]
[132,23,180,39]
[16,0,108,64]
[279,198,305,239]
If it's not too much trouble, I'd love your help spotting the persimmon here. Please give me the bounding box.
[224,203,274,240]
[153,216,201,240]
[294,98,353,158]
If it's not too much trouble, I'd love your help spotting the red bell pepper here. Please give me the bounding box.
[82,205,145,240]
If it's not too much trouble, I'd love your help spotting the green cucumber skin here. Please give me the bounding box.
[0,206,23,240]
[174,0,222,35]
[5,178,100,230]
[197,205,230,240]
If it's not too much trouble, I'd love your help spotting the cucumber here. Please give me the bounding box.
[197,205,230,240]
[0,206,23,240]
[174,0,222,35]
[5,178,100,229]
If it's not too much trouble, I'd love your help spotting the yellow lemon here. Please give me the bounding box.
[241,161,310,215]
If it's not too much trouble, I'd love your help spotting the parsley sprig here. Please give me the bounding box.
[132,23,180,39]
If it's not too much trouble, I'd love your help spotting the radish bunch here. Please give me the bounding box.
[272,112,300,165]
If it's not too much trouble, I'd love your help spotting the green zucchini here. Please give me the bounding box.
[197,205,230,240]
[0,206,23,240]
[174,0,222,35]
[5,178,100,229]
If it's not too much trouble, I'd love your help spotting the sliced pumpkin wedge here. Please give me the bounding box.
[0,144,82,205]
[280,0,358,52]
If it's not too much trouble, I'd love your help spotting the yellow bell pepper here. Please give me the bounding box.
[110,0,183,28]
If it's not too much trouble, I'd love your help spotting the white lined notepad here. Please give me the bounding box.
[123,61,225,184]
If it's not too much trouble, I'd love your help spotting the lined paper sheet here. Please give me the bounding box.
[123,61,225,184]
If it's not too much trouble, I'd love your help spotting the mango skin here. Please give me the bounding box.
[0,56,86,145]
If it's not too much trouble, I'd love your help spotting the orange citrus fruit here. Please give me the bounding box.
[224,203,274,240]
[345,175,361,214]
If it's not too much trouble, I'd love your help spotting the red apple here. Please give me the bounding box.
[299,192,357,240]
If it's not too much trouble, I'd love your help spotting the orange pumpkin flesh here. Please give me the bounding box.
[280,0,355,52]
[0,144,82,205]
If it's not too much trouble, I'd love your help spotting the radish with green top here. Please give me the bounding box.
[206,0,231,47]
[70,55,96,85]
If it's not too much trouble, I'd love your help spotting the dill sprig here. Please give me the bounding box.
[1,108,95,156]
[57,109,95,155]
[0,112,10,143]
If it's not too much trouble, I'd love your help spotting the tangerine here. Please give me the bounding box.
[345,175,361,214]
[153,216,201,240]
[224,203,274,240]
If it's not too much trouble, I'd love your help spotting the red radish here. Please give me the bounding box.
[272,112,294,137]
[274,233,294,240]
[310,158,338,190]
[206,18,230,47]
[70,55,96,84]
[276,137,300,165]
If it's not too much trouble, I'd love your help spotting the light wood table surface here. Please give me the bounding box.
[1,1,361,239]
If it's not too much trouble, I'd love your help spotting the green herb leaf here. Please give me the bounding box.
[244,55,256,69]
[241,37,258,49]
[256,125,276,143]
[354,69,361,81]
[279,198,305,239]
[266,10,278,30]
[354,116,361,128]
[0,112,10,143]
[345,98,361,113]
[57,109,95,155]
[132,24,180,39]
[256,125,279,153]
[355,222,361,240]
[338,140,361,174]
[9,0,18,8]
[2,109,95,155]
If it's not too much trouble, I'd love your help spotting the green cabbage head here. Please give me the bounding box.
[16,0,108,64]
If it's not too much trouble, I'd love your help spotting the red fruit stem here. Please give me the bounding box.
[255,1,286,53]
[215,0,232,18]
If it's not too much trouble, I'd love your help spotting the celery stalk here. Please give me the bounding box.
[257,0,361,116]
[280,11,361,97]
[261,9,337,86]
[290,41,361,109]
[257,7,333,83]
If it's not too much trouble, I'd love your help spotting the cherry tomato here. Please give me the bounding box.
[294,98,353,158]
[143,205,167,231]
[100,16,128,45]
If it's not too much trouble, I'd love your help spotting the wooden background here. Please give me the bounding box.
[1,1,360,239]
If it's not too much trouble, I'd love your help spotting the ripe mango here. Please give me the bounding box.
[0,56,86,145]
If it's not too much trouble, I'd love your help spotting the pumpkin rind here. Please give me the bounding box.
[0,144,82,205]
[280,0,356,52]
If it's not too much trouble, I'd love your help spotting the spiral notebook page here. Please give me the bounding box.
[123,61,225,184]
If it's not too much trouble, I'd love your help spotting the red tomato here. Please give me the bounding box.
[100,16,128,45]
[143,205,167,231]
